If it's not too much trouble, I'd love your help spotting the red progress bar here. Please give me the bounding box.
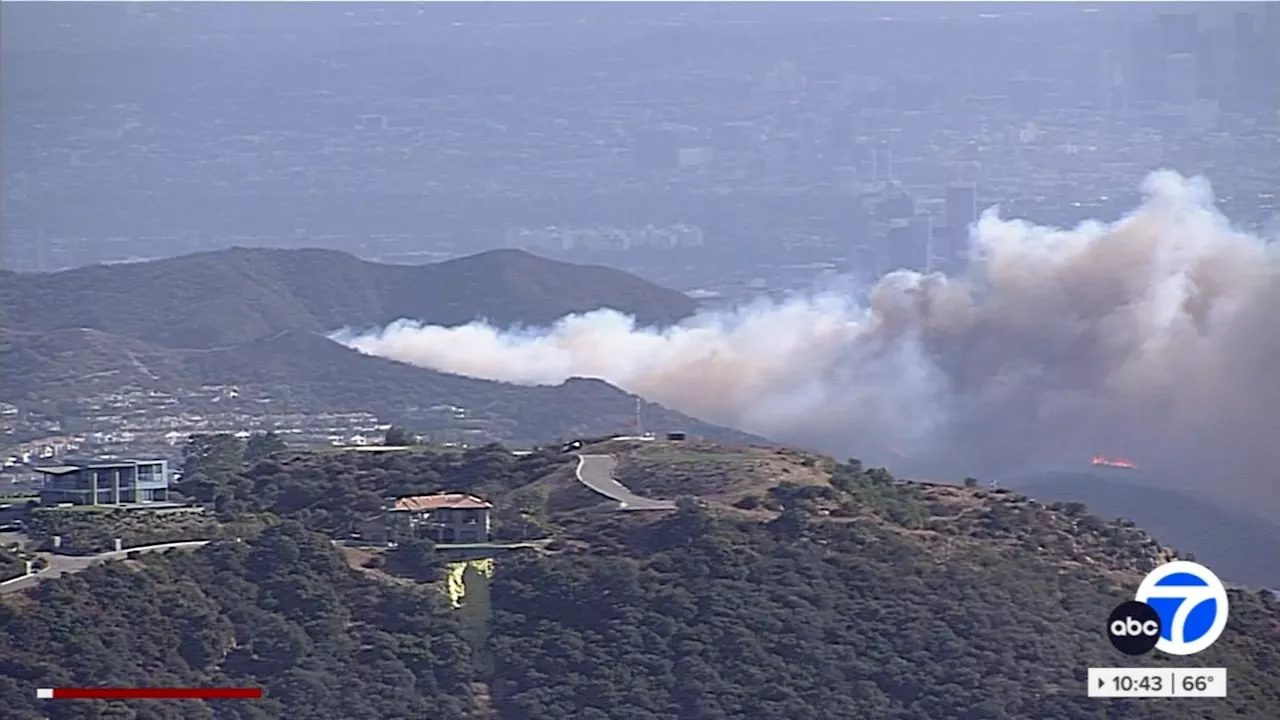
[38,688,262,700]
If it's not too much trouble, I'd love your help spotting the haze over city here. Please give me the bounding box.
[5,0,1278,503]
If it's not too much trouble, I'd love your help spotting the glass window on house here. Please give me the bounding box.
[138,464,161,484]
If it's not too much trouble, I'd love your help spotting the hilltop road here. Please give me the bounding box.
[0,540,211,595]
[575,454,676,511]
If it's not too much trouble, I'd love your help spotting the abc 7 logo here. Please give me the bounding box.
[1107,601,1163,656]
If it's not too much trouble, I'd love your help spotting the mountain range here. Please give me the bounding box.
[3,246,1276,589]
[0,247,751,446]
[0,246,696,349]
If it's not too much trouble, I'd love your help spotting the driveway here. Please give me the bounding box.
[575,454,676,511]
[0,540,211,595]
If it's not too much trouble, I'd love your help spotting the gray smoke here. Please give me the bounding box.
[333,172,1280,516]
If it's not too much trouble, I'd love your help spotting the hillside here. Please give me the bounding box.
[0,327,191,398]
[0,328,763,447]
[0,247,743,448]
[1011,471,1280,590]
[0,525,479,719]
[0,247,698,349]
[598,446,1280,590]
[1,439,1278,719]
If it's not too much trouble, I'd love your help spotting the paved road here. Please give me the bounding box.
[0,540,212,595]
[575,454,676,511]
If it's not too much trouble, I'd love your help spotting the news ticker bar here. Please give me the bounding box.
[37,687,263,700]
[1088,667,1227,698]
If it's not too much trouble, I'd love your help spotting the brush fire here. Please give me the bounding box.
[1091,455,1138,470]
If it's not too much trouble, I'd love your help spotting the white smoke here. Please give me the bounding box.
[332,172,1280,515]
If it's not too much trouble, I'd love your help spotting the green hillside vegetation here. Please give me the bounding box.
[0,524,480,720]
[0,550,21,582]
[609,439,838,505]
[0,247,697,349]
[491,506,1279,720]
[179,435,569,542]
[0,327,189,394]
[2,439,1278,719]
[0,546,46,583]
[20,507,270,557]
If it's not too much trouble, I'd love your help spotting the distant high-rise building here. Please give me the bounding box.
[1128,13,1200,106]
[944,184,978,266]
[847,244,876,282]
[884,214,931,274]
[1235,11,1257,46]
[1228,8,1280,112]
[885,220,913,273]
[1158,13,1199,55]
[1232,12,1260,110]
[910,214,933,272]
[872,146,893,183]
[1265,3,1280,109]
[1096,48,1124,105]
[877,189,914,222]
[1196,27,1232,102]
[1165,53,1199,106]
[945,184,977,232]
[1127,23,1166,104]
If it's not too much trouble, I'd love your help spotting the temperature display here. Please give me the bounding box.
[1088,668,1226,698]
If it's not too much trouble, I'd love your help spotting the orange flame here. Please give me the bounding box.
[1091,455,1138,470]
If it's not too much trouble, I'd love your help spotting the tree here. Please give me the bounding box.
[181,433,245,479]
[389,537,441,581]
[963,477,979,488]
[179,434,246,507]
[246,431,288,462]
[493,488,552,541]
[383,426,416,446]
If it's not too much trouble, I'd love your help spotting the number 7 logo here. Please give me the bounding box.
[1135,561,1230,656]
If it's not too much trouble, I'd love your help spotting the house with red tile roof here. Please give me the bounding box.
[382,493,492,544]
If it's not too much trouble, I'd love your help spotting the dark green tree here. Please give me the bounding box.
[389,537,441,581]
[246,431,288,462]
[177,433,247,509]
[383,426,416,446]
[181,433,245,479]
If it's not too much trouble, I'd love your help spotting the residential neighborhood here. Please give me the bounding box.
[1,383,497,492]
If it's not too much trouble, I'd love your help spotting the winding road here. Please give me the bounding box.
[0,540,211,595]
[575,454,676,511]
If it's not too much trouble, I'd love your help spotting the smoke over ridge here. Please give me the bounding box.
[332,172,1280,515]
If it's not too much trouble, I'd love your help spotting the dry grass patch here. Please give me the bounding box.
[613,441,833,505]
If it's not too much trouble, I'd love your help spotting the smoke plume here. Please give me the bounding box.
[332,172,1280,516]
